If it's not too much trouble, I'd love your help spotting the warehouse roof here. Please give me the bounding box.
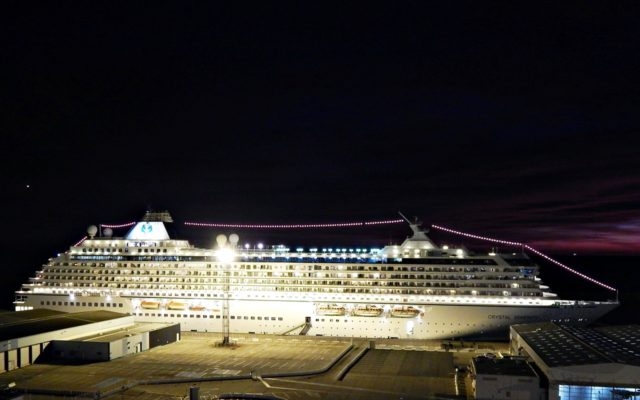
[512,322,640,367]
[0,309,128,341]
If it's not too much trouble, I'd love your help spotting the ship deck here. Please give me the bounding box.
[0,332,509,399]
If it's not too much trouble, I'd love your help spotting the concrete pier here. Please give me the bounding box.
[0,332,509,399]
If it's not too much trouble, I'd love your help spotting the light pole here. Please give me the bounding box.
[215,233,238,346]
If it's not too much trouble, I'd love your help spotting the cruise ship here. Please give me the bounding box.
[14,211,619,339]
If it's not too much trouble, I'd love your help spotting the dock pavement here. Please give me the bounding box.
[0,332,509,400]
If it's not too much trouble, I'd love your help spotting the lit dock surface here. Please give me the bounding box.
[0,332,508,399]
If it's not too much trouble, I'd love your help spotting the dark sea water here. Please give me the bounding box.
[2,255,638,325]
[540,255,639,325]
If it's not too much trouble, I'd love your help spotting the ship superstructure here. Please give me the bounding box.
[14,211,619,339]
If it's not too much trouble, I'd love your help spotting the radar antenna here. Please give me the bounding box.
[142,211,173,223]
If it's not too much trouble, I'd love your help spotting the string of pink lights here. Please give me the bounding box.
[100,222,136,229]
[184,218,404,229]
[73,236,87,247]
[84,218,616,292]
[71,222,137,247]
[430,224,617,292]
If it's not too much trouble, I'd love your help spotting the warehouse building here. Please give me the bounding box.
[1,309,179,373]
[469,354,542,400]
[510,322,640,400]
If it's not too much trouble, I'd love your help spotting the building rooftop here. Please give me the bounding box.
[564,324,640,366]
[74,322,178,343]
[472,355,537,376]
[0,309,129,341]
[512,322,640,368]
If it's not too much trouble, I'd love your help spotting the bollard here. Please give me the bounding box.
[189,385,199,400]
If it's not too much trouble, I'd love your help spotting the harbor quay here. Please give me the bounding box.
[0,332,509,400]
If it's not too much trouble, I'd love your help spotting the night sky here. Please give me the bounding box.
[3,1,640,292]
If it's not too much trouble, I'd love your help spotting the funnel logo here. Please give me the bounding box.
[126,221,169,241]
[141,223,153,234]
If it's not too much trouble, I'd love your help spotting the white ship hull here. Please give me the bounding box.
[18,292,618,340]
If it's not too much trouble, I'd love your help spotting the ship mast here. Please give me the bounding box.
[398,212,430,240]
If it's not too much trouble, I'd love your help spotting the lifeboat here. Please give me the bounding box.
[189,304,207,312]
[140,300,160,310]
[353,305,383,317]
[317,304,346,316]
[390,306,421,318]
[167,301,187,310]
